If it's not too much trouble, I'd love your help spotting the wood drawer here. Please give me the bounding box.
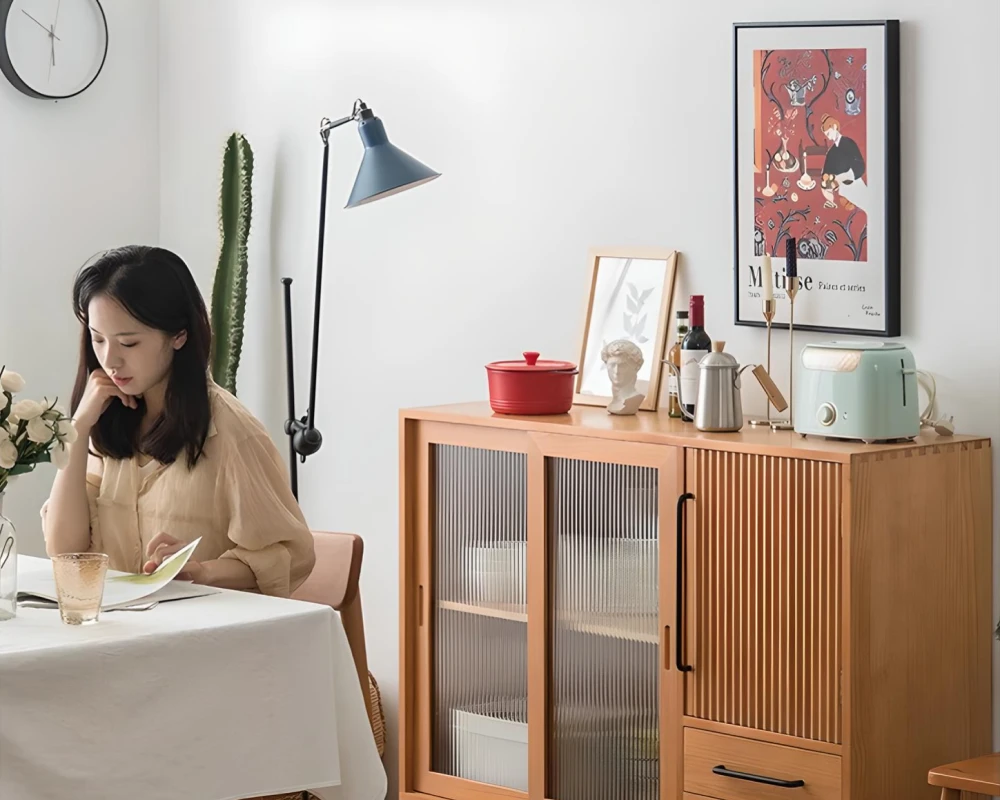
[684,728,841,800]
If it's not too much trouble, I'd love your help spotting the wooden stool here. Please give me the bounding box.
[928,753,1000,799]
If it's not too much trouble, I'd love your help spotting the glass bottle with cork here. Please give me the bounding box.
[666,310,689,418]
[680,295,711,419]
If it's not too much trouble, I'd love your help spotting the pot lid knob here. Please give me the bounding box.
[523,351,540,366]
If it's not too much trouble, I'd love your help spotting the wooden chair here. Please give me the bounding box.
[252,532,381,800]
[928,753,1000,799]
[292,531,378,737]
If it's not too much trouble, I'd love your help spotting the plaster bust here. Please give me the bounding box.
[602,339,645,416]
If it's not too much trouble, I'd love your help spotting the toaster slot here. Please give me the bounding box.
[901,358,907,406]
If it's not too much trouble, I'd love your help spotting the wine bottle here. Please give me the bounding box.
[680,295,711,419]
[667,310,689,418]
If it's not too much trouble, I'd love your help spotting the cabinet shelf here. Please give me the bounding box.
[439,600,658,644]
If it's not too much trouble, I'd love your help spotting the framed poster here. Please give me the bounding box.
[733,20,900,336]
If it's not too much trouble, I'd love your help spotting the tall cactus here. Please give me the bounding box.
[210,132,254,396]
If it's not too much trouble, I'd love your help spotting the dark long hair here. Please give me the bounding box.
[70,246,212,467]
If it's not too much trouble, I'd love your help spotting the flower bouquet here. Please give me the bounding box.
[0,365,78,493]
[1,365,78,620]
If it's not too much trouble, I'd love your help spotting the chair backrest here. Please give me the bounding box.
[292,531,373,731]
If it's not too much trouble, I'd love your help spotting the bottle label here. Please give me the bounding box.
[668,374,679,396]
[680,349,709,407]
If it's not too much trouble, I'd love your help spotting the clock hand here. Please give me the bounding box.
[53,0,62,33]
[21,9,61,40]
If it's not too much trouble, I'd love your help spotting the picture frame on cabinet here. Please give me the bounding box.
[733,20,900,336]
[574,246,679,412]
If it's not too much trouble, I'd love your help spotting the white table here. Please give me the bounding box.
[0,556,387,800]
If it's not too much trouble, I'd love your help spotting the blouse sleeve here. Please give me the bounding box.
[217,431,316,597]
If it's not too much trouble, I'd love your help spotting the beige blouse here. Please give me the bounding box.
[43,383,315,597]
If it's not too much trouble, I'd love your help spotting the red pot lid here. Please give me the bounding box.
[486,351,577,372]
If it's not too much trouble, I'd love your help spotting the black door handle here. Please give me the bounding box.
[676,492,695,672]
[712,765,805,788]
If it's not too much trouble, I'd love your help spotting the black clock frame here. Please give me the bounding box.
[0,0,108,100]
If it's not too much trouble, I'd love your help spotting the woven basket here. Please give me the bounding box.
[369,671,386,758]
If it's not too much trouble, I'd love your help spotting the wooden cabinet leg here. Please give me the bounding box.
[940,788,961,800]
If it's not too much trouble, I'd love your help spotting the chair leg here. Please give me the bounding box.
[940,789,961,800]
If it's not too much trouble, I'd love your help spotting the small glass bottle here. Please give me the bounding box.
[667,311,689,418]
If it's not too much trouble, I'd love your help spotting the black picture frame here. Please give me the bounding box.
[733,20,900,337]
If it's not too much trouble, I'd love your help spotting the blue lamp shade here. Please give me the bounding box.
[345,115,440,208]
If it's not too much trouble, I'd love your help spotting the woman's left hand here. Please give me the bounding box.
[143,532,205,583]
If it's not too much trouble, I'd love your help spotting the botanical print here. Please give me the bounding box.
[753,47,868,262]
[578,258,665,397]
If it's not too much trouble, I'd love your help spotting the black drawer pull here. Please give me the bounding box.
[712,765,805,788]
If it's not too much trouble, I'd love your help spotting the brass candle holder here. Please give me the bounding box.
[770,275,799,431]
[748,297,783,427]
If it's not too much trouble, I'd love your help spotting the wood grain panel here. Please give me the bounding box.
[848,441,993,800]
[685,450,842,744]
[684,728,841,800]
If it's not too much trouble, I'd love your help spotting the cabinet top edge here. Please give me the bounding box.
[399,402,990,461]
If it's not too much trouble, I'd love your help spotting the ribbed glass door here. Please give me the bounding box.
[549,458,660,800]
[431,444,528,791]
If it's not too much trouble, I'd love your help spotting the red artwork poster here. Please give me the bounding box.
[754,48,868,263]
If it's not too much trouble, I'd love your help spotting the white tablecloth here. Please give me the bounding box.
[0,556,386,800]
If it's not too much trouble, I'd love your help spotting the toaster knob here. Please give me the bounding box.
[817,403,837,426]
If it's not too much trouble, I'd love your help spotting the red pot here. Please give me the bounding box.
[485,351,578,415]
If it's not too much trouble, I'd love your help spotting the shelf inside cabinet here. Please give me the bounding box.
[438,600,527,623]
[438,600,658,644]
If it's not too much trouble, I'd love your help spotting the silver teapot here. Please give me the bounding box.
[666,341,754,432]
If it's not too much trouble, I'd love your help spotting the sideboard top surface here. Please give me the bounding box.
[400,401,989,463]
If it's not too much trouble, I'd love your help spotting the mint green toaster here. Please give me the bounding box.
[793,342,920,443]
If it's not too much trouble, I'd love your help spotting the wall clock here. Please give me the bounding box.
[0,0,108,100]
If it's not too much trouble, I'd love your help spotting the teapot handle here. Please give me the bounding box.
[665,362,695,421]
[734,363,756,390]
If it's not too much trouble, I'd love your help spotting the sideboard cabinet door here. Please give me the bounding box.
[684,449,843,745]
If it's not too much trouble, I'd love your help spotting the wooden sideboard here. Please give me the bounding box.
[398,402,993,800]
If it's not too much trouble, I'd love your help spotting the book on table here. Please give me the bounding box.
[17,537,220,610]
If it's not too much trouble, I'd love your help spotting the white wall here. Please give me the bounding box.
[0,0,159,554]
[157,0,996,792]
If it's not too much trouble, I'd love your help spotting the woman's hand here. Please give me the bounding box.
[143,532,205,583]
[74,369,138,431]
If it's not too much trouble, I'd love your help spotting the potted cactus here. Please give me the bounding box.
[210,132,254,396]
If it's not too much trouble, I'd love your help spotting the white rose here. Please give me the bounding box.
[0,371,25,394]
[51,442,70,470]
[56,419,78,444]
[27,416,55,444]
[10,399,45,420]
[0,437,16,470]
[42,401,67,421]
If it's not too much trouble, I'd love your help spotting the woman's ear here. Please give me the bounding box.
[173,330,188,350]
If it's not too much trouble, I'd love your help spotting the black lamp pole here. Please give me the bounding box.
[282,105,372,499]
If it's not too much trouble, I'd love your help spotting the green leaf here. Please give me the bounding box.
[210,132,254,396]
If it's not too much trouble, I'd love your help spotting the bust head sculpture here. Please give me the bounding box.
[601,339,645,415]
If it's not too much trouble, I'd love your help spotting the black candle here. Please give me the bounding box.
[785,236,797,278]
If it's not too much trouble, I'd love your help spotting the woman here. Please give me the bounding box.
[42,246,315,597]
[819,113,868,212]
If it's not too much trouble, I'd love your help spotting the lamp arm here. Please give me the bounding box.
[306,135,331,433]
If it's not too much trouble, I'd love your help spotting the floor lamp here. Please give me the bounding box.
[282,98,440,499]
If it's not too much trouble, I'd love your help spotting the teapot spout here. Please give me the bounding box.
[664,362,695,421]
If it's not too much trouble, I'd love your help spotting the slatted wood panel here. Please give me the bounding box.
[684,450,842,744]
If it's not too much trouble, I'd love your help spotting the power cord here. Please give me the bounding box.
[915,370,954,436]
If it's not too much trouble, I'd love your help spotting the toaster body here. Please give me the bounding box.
[793,342,920,443]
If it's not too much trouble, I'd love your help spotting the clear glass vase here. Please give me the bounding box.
[0,492,16,621]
